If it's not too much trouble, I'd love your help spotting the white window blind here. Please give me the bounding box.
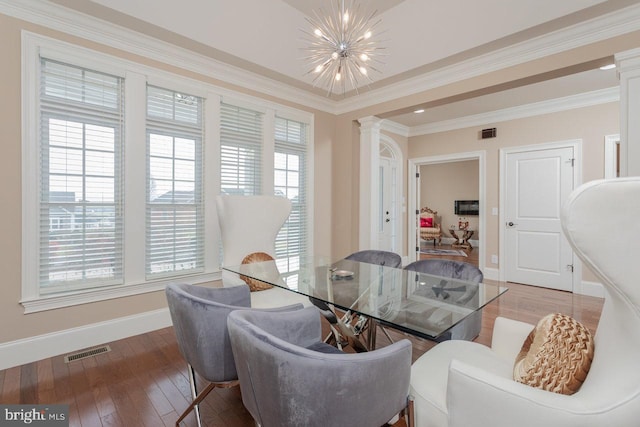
[274,117,308,265]
[146,86,204,278]
[39,58,124,294]
[220,103,263,195]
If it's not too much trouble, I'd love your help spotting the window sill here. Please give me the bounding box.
[20,271,222,314]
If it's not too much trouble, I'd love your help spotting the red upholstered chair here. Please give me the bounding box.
[419,207,443,246]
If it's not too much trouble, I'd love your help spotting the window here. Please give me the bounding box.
[220,103,263,196]
[23,34,313,311]
[146,86,204,278]
[274,117,308,267]
[39,58,124,295]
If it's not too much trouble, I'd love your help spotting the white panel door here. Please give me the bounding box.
[505,147,575,291]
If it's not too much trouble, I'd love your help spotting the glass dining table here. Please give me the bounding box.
[223,256,507,351]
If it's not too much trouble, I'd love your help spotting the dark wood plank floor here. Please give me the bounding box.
[1,263,603,426]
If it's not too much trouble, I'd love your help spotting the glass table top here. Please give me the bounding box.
[223,256,507,341]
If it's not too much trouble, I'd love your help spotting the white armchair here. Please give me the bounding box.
[216,195,311,308]
[410,177,640,427]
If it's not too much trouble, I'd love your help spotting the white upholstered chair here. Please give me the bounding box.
[215,194,310,308]
[409,177,640,427]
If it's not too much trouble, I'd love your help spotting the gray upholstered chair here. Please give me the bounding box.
[309,249,403,349]
[345,249,403,268]
[227,306,415,427]
[403,259,483,341]
[165,283,303,427]
[215,194,310,308]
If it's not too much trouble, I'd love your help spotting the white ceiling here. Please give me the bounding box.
[52,0,631,125]
[86,0,605,87]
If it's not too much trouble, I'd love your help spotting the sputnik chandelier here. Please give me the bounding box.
[302,0,385,96]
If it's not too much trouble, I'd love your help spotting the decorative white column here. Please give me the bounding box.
[358,116,381,250]
[616,48,640,177]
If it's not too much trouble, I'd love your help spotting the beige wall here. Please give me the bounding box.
[409,102,619,281]
[332,104,621,280]
[420,161,480,239]
[330,30,640,261]
[0,12,336,345]
[1,6,636,352]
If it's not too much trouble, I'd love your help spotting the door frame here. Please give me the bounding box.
[499,140,582,291]
[407,150,486,274]
[604,134,620,179]
[357,116,404,252]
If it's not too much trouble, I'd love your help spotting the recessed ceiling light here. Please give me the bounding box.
[599,64,616,70]
[414,109,425,113]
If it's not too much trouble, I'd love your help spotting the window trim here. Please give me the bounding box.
[21,32,314,313]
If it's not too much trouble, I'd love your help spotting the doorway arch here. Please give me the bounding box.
[358,117,404,255]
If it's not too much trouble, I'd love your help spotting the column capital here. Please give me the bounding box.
[616,48,640,74]
[358,116,382,131]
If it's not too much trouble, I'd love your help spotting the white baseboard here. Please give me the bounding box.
[576,280,605,298]
[0,308,172,371]
[480,268,604,299]
[482,267,500,281]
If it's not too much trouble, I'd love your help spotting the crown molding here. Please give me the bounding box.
[407,87,619,136]
[380,119,410,137]
[334,2,640,114]
[0,0,336,113]
[1,0,638,117]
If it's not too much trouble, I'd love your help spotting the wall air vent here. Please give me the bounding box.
[481,128,497,139]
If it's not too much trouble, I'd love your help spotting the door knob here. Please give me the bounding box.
[507,221,517,227]
[385,218,390,222]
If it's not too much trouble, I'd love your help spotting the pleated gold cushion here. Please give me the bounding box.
[513,313,594,395]
[240,252,274,292]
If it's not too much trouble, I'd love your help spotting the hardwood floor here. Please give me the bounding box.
[0,275,603,427]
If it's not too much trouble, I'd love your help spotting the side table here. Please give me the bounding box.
[449,228,474,250]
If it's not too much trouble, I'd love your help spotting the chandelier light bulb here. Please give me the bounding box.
[302,0,385,96]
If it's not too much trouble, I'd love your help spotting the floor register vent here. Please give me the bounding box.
[64,345,111,363]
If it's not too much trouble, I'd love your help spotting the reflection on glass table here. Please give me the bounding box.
[223,256,507,351]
